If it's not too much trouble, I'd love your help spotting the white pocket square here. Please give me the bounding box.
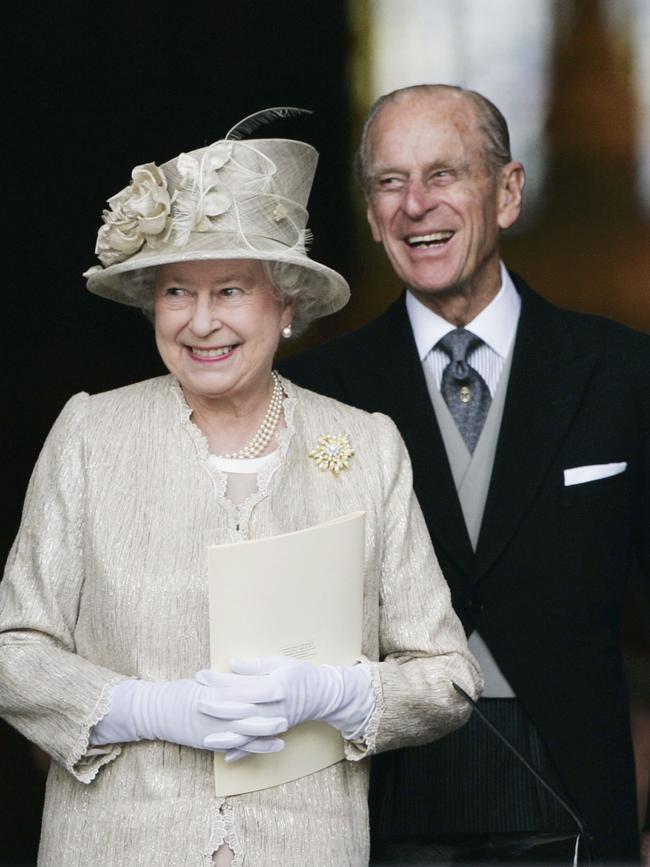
[563,462,627,486]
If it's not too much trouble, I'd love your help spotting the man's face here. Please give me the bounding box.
[365,93,522,306]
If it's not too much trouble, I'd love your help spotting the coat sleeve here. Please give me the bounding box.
[0,394,126,783]
[346,413,483,759]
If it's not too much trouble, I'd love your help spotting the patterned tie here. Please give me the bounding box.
[438,329,492,453]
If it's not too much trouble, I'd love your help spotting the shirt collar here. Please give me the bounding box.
[406,262,521,361]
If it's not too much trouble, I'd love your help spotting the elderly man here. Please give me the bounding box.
[280,84,648,863]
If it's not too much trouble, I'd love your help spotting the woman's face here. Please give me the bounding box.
[153,259,293,406]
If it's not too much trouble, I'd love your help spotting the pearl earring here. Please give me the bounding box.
[281,324,293,339]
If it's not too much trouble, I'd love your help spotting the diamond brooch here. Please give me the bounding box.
[308,433,354,476]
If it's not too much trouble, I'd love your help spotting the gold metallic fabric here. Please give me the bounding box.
[0,375,481,866]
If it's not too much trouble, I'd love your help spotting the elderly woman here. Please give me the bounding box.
[0,113,481,867]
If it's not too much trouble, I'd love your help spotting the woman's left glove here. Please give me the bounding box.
[88,678,285,756]
[195,656,375,760]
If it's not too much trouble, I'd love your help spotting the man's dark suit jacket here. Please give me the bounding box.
[279,274,649,863]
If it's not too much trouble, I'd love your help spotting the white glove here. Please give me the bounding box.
[195,656,374,760]
[89,677,285,755]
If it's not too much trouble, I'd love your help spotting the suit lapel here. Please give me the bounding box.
[342,296,475,578]
[474,279,598,579]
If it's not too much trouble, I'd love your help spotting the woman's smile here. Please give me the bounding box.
[186,344,239,362]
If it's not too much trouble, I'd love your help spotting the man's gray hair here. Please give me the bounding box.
[354,84,512,197]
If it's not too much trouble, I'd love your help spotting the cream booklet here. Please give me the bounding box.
[207,511,366,797]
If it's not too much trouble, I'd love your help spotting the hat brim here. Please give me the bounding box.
[85,232,350,320]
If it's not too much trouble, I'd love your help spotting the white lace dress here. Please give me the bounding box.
[0,375,481,866]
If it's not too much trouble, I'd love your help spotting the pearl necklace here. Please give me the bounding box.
[218,371,284,460]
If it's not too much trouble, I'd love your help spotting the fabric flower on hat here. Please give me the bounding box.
[95,164,172,266]
[172,142,235,244]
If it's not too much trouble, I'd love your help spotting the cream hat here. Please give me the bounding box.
[84,109,349,319]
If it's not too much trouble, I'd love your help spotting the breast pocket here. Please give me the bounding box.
[563,462,627,486]
[562,461,630,514]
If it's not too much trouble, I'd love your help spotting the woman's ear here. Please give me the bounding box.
[280,298,296,333]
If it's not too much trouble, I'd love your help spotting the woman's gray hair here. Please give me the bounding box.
[140,260,325,337]
[262,260,326,338]
[354,84,512,197]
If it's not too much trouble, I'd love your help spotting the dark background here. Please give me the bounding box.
[5,2,355,561]
[3,3,352,861]
[3,1,650,862]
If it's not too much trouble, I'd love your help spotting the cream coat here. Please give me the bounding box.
[0,375,481,866]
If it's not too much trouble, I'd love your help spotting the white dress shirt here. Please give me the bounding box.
[406,262,521,394]
[406,263,522,698]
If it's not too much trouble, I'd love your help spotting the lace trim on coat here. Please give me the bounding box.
[343,657,385,761]
[202,800,245,867]
[68,675,126,783]
[169,375,297,539]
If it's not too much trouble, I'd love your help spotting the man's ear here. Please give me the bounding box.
[366,200,382,243]
[497,161,525,230]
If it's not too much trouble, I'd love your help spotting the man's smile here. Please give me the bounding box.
[406,231,455,249]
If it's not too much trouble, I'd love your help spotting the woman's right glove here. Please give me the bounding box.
[89,678,285,755]
[196,656,375,763]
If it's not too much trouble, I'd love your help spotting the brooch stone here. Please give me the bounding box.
[308,434,354,476]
